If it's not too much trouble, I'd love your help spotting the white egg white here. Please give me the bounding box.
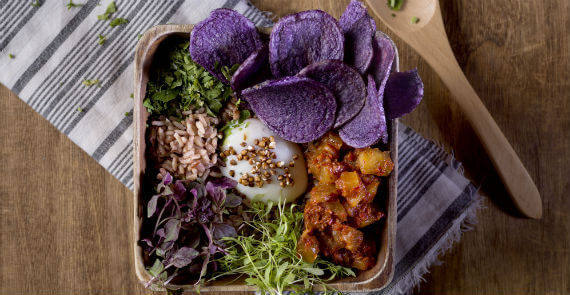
[220,118,307,203]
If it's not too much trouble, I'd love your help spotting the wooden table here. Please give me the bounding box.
[1,0,568,294]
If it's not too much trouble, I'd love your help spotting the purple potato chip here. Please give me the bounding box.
[369,34,396,88]
[339,74,388,148]
[298,60,366,128]
[190,9,263,83]
[269,10,344,77]
[230,45,270,93]
[339,0,376,74]
[241,76,336,143]
[384,69,424,119]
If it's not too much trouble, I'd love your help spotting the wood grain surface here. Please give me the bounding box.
[1,0,568,294]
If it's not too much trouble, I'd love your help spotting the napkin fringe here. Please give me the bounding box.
[392,193,485,295]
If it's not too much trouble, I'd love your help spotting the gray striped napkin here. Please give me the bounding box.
[0,1,482,294]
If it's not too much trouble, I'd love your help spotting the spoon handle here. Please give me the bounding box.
[426,39,543,219]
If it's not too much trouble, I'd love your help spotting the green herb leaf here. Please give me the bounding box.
[387,0,403,11]
[97,34,106,45]
[8,54,15,59]
[77,107,83,112]
[31,0,40,7]
[411,16,420,23]
[109,17,129,27]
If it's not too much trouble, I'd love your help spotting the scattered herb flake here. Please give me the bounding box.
[137,34,143,39]
[97,34,107,45]
[97,1,116,20]
[31,0,40,7]
[109,17,129,27]
[8,54,15,59]
[82,79,100,87]
[77,107,83,112]
[411,16,420,23]
[124,111,130,116]
[391,13,396,17]
[130,93,134,98]
[66,0,82,10]
[387,0,403,11]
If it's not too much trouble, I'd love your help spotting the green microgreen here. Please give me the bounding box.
[109,17,129,27]
[66,0,82,10]
[143,40,234,118]
[387,0,403,11]
[8,54,15,59]
[213,201,355,294]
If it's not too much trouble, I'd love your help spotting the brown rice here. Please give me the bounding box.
[150,109,219,181]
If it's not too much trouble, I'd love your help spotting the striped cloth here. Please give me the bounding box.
[0,1,482,294]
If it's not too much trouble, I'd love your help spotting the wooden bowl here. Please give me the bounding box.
[133,24,398,293]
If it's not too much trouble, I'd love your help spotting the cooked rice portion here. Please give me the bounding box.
[150,110,219,181]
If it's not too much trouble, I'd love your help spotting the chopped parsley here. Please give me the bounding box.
[137,34,143,40]
[109,17,129,27]
[387,0,403,11]
[82,79,100,87]
[66,0,82,10]
[411,16,420,23]
[97,1,116,20]
[97,34,107,45]
[8,54,15,59]
[124,111,130,116]
[391,13,396,17]
[31,0,41,7]
[143,40,234,117]
[130,93,134,98]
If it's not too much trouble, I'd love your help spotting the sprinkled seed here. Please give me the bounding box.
[284,167,289,172]
[262,163,268,169]
[247,145,254,151]
[229,170,235,177]
[259,141,266,148]
[292,154,299,160]
[254,176,261,182]
[270,170,276,175]
[248,177,254,182]
[289,161,295,167]
[240,142,247,147]
[244,155,250,161]
[272,153,277,159]
[248,182,255,187]
[278,175,284,180]
[266,159,272,164]
[237,154,243,160]
[279,181,285,187]
[256,182,263,188]
[248,159,255,165]
[230,159,237,165]
[268,142,276,149]
[254,139,259,145]
[269,163,275,169]
[241,150,248,155]
[277,161,284,167]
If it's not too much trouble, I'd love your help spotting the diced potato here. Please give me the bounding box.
[297,231,320,263]
[309,184,339,204]
[335,171,368,207]
[332,223,364,252]
[356,148,394,176]
[322,200,348,222]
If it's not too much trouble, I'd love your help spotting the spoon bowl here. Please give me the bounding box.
[366,0,543,219]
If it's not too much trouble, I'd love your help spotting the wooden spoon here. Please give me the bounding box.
[365,0,542,219]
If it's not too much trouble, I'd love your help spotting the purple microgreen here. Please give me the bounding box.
[224,193,242,208]
[169,247,199,268]
[213,222,237,241]
[147,194,160,218]
[164,219,181,242]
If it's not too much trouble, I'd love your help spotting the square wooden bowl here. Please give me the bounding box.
[133,24,399,293]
